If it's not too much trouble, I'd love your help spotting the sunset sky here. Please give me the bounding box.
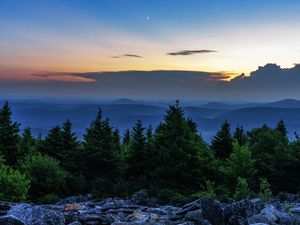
[1,0,300,100]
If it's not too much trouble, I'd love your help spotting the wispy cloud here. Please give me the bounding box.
[167,50,217,56]
[111,54,142,58]
[31,72,95,83]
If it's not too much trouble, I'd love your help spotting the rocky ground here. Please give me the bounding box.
[0,192,300,225]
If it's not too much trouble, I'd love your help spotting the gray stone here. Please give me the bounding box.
[8,204,65,225]
[185,209,203,222]
[0,215,25,225]
[224,199,263,225]
[292,207,300,214]
[67,221,82,225]
[228,215,249,225]
[201,198,224,225]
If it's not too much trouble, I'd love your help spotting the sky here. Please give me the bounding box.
[1,0,300,100]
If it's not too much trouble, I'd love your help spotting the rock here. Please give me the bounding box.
[0,203,11,211]
[185,209,204,222]
[8,204,65,225]
[176,199,202,216]
[224,199,263,225]
[228,215,249,225]
[291,207,300,214]
[249,224,269,225]
[67,222,81,225]
[0,215,25,225]
[201,198,224,225]
[56,195,93,205]
[64,204,84,211]
[248,204,300,225]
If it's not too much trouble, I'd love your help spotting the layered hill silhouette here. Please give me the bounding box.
[3,98,300,141]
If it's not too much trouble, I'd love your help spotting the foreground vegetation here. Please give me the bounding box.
[0,100,299,203]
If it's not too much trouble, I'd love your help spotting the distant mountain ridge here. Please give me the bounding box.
[2,98,300,141]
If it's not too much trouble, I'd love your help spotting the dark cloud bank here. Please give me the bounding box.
[1,64,300,101]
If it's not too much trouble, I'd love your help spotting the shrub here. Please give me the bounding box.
[259,178,272,203]
[233,177,250,200]
[0,157,30,201]
[191,180,217,199]
[19,154,68,201]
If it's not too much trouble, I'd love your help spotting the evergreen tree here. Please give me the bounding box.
[248,126,289,192]
[211,120,233,159]
[0,102,20,166]
[122,129,131,145]
[60,119,79,171]
[276,119,288,140]
[145,125,154,151]
[222,140,256,190]
[126,120,147,184]
[233,126,246,146]
[35,132,44,153]
[83,109,120,183]
[61,120,78,153]
[146,125,153,142]
[42,125,63,160]
[150,101,216,194]
[19,127,35,159]
[112,129,121,154]
[233,177,250,200]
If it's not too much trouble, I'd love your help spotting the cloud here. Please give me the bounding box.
[167,50,217,56]
[30,72,95,83]
[2,63,300,101]
[111,54,142,58]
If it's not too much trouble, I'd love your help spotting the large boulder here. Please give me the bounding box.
[8,204,65,225]
[224,199,263,225]
[201,198,224,225]
[248,205,300,225]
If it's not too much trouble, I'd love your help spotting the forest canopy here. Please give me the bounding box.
[0,101,299,203]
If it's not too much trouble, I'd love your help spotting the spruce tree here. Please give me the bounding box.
[42,125,63,160]
[19,127,35,159]
[60,119,79,171]
[233,126,246,146]
[126,120,147,184]
[112,128,121,155]
[248,126,288,192]
[276,119,288,139]
[150,101,215,194]
[122,129,131,145]
[222,140,256,191]
[146,125,154,148]
[211,120,233,159]
[0,102,20,166]
[83,109,120,182]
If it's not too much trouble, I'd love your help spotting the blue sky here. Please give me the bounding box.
[1,0,300,100]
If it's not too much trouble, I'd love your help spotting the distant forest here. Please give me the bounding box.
[0,100,299,204]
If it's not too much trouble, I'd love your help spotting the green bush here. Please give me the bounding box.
[0,157,30,201]
[259,178,272,203]
[233,177,250,200]
[191,180,217,199]
[19,154,68,201]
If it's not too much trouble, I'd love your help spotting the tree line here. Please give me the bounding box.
[0,100,299,203]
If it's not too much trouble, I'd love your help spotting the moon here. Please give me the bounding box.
[146,16,150,21]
